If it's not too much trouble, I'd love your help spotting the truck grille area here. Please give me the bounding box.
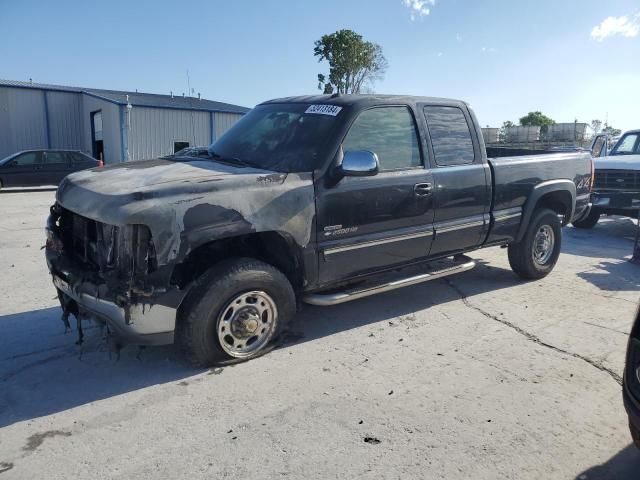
[594,170,640,191]
[55,206,156,279]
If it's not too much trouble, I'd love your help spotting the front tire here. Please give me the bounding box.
[178,258,296,366]
[571,209,600,229]
[508,208,562,280]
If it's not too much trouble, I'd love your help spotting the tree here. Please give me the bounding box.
[498,121,515,141]
[591,119,602,134]
[314,29,388,95]
[602,124,622,137]
[519,111,555,133]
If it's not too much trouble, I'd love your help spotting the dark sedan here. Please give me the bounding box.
[0,150,99,189]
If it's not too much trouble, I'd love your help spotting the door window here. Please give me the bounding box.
[43,152,66,164]
[68,152,88,164]
[591,136,606,157]
[12,152,39,165]
[342,106,422,170]
[424,106,475,166]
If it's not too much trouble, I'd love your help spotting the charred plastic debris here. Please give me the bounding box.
[46,202,160,347]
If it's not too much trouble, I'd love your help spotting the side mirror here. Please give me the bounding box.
[337,150,379,177]
[6,159,17,167]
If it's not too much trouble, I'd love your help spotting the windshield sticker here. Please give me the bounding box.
[305,104,342,116]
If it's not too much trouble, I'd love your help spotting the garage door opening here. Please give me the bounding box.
[91,110,104,162]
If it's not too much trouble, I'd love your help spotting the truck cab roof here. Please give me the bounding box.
[260,94,469,110]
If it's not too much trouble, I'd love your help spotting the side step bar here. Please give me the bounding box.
[303,255,476,307]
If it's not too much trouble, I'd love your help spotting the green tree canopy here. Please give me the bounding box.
[519,111,555,129]
[314,29,388,94]
[602,125,622,137]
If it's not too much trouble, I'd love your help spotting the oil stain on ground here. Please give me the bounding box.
[23,430,72,453]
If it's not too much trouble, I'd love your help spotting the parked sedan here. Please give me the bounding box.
[0,150,99,189]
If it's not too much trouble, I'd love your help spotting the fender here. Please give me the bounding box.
[516,179,576,242]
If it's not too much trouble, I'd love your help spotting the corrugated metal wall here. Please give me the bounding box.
[214,112,243,140]
[128,107,211,160]
[47,91,84,150]
[0,85,245,163]
[0,87,48,158]
[81,95,122,165]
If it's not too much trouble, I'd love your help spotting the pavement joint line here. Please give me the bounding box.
[580,321,630,337]
[537,280,638,305]
[442,277,624,386]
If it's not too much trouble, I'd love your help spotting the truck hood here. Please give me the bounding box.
[56,158,316,263]
[595,154,640,171]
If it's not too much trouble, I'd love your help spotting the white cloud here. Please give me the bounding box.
[402,0,435,21]
[437,52,443,57]
[591,13,640,41]
[455,33,463,42]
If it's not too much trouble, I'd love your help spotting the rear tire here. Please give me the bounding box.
[508,208,562,280]
[571,209,600,229]
[178,257,295,367]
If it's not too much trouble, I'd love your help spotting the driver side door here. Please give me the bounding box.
[315,105,436,285]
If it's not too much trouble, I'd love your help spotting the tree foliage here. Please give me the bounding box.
[519,111,555,128]
[602,125,622,137]
[314,29,388,95]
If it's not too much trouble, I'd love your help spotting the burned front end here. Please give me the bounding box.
[45,203,182,345]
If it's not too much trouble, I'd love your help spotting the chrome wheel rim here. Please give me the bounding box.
[532,225,555,266]
[217,291,278,358]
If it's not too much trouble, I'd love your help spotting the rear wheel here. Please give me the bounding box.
[571,209,600,229]
[178,258,295,366]
[508,208,562,280]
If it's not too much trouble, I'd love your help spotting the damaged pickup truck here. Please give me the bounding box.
[45,95,593,365]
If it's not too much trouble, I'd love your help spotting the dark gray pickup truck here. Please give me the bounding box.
[45,95,592,365]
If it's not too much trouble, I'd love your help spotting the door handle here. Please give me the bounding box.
[414,182,433,196]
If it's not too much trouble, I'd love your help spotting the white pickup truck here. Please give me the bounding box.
[573,129,640,228]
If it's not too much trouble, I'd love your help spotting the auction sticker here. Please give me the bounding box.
[305,104,342,116]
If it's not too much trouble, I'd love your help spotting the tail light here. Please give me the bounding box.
[589,156,595,192]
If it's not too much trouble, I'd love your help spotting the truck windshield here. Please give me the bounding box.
[611,133,640,155]
[208,104,339,172]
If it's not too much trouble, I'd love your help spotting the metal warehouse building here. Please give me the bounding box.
[0,79,249,164]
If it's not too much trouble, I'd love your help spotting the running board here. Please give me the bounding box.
[303,255,476,306]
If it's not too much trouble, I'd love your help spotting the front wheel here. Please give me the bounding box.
[571,209,600,229]
[178,258,296,366]
[508,208,562,280]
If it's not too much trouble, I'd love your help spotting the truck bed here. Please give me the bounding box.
[486,151,592,244]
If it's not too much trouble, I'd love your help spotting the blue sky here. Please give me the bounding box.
[1,0,639,131]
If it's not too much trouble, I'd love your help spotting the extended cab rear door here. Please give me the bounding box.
[315,105,436,284]
[421,105,491,256]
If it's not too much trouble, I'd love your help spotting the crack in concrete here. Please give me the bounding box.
[443,278,623,386]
